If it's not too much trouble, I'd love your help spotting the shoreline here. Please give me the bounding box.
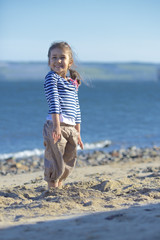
[0,145,160,176]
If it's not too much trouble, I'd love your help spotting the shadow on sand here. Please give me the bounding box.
[0,203,160,240]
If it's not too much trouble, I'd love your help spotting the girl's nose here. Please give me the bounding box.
[58,58,61,63]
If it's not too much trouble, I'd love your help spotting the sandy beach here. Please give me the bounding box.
[0,147,160,240]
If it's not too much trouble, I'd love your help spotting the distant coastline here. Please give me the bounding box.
[0,61,160,81]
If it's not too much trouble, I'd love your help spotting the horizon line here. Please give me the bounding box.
[0,60,160,65]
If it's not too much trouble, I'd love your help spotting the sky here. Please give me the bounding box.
[0,0,160,63]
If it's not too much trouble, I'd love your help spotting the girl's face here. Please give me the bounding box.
[49,47,73,78]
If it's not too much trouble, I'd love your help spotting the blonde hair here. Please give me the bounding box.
[48,41,81,84]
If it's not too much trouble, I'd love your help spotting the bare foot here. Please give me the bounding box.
[48,181,58,189]
[58,181,63,188]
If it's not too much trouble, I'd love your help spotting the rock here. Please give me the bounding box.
[150,150,158,157]
[0,170,7,175]
[100,158,110,165]
[12,163,29,172]
[111,151,119,157]
[5,157,15,164]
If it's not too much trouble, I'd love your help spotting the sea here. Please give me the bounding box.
[0,79,160,160]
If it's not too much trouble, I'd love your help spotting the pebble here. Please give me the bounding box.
[0,146,160,176]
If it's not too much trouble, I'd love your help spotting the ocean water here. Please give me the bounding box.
[0,80,160,159]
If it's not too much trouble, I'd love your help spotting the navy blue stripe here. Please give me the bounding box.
[44,71,81,123]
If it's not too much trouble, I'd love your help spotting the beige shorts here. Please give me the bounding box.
[43,120,78,183]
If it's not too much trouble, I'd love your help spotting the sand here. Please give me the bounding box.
[0,155,160,240]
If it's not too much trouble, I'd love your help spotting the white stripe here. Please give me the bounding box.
[44,71,81,123]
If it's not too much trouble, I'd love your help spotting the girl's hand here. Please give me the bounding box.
[75,124,83,150]
[78,134,84,150]
[52,126,61,143]
[52,114,61,143]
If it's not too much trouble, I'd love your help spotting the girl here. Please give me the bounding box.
[43,41,83,189]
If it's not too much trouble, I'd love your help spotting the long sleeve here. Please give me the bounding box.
[44,72,61,114]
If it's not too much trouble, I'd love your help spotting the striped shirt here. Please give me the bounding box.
[44,71,81,124]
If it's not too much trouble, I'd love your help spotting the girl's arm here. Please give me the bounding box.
[52,113,61,143]
[75,123,83,149]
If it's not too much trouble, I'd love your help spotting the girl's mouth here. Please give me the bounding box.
[55,66,62,69]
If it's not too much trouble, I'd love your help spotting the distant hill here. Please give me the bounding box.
[0,62,49,81]
[0,61,159,81]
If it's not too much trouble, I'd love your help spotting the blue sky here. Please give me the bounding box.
[0,0,160,63]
